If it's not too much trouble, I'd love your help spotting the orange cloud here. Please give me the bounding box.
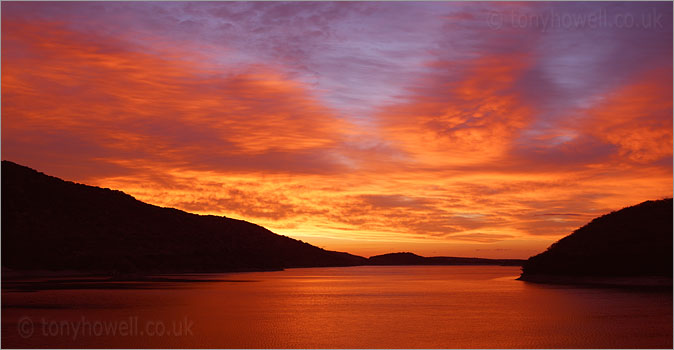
[584,68,673,164]
[375,54,533,168]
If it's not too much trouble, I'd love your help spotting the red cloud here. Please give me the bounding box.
[2,19,352,180]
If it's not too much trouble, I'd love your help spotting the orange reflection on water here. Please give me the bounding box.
[2,267,671,348]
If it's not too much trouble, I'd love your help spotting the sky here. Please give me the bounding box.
[2,2,672,259]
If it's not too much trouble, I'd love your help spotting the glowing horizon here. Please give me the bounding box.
[2,2,672,259]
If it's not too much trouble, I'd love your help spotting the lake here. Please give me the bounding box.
[2,266,672,348]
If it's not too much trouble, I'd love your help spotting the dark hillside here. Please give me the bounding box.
[368,252,524,266]
[1,161,366,274]
[520,198,673,281]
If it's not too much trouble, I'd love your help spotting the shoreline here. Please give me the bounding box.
[518,273,673,289]
[1,263,523,281]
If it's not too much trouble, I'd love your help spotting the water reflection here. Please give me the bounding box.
[2,266,671,348]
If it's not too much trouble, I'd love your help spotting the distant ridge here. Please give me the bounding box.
[519,198,673,285]
[368,252,524,266]
[1,160,366,274]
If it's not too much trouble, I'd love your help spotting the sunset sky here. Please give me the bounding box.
[2,2,672,259]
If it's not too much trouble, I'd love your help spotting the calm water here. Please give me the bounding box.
[2,266,672,348]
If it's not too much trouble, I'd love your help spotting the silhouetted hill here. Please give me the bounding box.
[519,198,673,284]
[1,161,366,274]
[368,252,524,266]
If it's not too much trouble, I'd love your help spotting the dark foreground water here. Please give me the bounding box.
[2,266,672,348]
